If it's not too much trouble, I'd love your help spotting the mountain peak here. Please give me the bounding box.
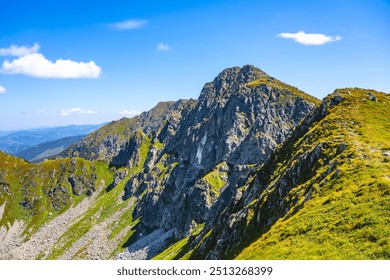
[241,64,268,75]
[217,64,267,75]
[213,65,269,85]
[199,65,319,107]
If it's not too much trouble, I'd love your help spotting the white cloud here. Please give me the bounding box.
[277,31,342,45]
[0,43,40,56]
[0,85,6,94]
[157,42,171,52]
[0,43,101,78]
[118,110,142,117]
[2,53,101,78]
[59,108,97,116]
[109,19,148,30]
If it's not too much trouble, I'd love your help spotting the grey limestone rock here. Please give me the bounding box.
[368,92,377,101]
[68,175,95,196]
[333,93,343,103]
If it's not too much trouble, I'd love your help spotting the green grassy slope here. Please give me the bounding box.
[0,153,113,237]
[47,135,153,259]
[236,88,390,259]
[247,74,320,106]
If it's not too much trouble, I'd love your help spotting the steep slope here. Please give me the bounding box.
[155,88,389,260]
[0,151,113,258]
[235,88,390,259]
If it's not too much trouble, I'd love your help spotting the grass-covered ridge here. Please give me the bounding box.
[46,170,135,259]
[236,88,390,259]
[0,154,113,237]
[247,75,320,105]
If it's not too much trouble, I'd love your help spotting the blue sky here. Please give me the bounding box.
[0,0,389,130]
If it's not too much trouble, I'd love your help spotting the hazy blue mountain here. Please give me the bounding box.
[15,135,85,162]
[0,130,18,137]
[0,124,105,155]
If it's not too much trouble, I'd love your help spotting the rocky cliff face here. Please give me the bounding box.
[127,65,318,239]
[1,66,387,260]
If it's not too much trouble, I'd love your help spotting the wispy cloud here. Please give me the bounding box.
[118,110,142,117]
[0,85,6,94]
[157,42,171,52]
[109,19,148,30]
[277,31,342,45]
[0,43,40,56]
[0,43,101,78]
[59,108,97,116]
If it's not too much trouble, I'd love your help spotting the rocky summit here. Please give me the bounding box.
[0,66,389,260]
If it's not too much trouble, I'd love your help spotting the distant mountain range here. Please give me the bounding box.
[0,124,105,158]
[15,135,85,162]
[0,131,18,138]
